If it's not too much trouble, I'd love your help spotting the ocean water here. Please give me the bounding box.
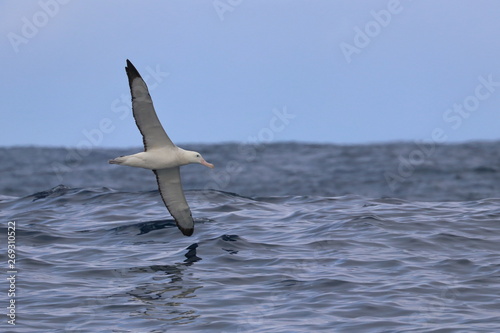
[1,142,500,332]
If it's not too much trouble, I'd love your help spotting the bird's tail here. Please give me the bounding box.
[108,156,125,165]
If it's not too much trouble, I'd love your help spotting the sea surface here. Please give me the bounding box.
[1,142,500,332]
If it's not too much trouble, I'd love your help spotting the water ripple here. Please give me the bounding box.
[1,185,500,332]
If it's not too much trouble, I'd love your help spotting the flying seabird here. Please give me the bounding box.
[109,59,214,236]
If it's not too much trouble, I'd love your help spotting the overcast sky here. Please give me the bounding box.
[2,0,500,147]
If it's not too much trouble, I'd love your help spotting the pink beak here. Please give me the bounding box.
[201,159,214,169]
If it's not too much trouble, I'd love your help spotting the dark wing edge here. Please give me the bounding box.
[153,168,194,237]
[126,59,141,80]
[125,59,175,151]
[125,59,149,150]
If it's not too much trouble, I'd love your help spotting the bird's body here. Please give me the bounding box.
[109,60,214,236]
[110,147,200,170]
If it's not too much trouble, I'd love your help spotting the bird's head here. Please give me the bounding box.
[190,151,214,168]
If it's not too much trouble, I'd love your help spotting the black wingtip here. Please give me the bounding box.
[179,226,194,237]
[125,59,142,80]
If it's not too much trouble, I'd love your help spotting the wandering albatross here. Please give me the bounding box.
[109,59,214,236]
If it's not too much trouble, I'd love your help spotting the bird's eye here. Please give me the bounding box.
[196,154,200,158]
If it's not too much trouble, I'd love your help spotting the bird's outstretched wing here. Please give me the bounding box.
[153,167,194,236]
[126,59,174,151]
